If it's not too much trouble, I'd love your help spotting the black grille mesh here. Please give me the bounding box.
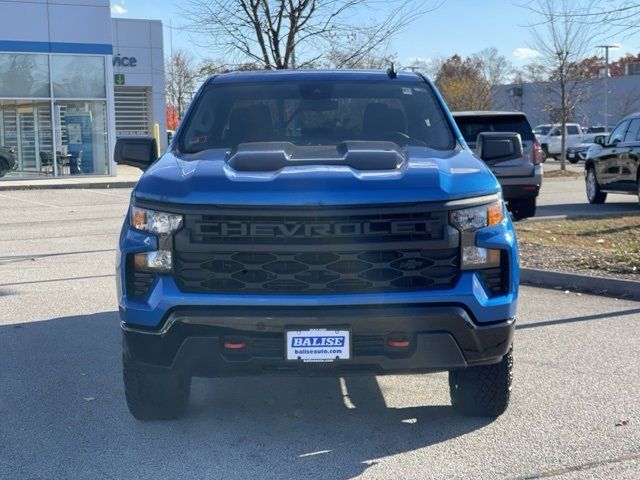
[174,248,459,294]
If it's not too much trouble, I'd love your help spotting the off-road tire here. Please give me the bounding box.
[449,347,513,417]
[586,167,607,204]
[123,349,191,420]
[510,198,536,221]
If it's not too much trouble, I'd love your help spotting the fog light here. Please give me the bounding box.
[461,247,500,270]
[134,250,172,272]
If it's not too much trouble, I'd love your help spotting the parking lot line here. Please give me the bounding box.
[0,192,61,208]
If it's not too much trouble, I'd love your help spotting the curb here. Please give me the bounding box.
[522,212,639,222]
[0,181,137,191]
[520,268,640,301]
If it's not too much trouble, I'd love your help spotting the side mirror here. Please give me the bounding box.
[114,137,158,171]
[594,135,606,146]
[476,132,523,162]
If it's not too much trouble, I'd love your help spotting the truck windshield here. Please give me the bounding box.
[533,125,551,136]
[179,80,455,153]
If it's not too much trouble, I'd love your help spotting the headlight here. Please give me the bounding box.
[130,206,183,235]
[450,201,505,272]
[449,201,504,232]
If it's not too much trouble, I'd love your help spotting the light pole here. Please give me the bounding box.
[598,44,619,131]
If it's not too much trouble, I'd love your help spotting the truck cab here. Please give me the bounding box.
[116,69,518,420]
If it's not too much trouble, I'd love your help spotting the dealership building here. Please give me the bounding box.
[0,0,166,179]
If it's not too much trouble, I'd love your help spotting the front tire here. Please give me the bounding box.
[510,198,536,221]
[449,347,513,417]
[123,349,191,420]
[586,167,607,204]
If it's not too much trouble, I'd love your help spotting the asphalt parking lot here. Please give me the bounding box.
[0,188,639,479]
[536,161,638,219]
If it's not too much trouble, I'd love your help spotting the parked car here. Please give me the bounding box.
[566,134,607,164]
[534,123,583,159]
[0,145,17,178]
[453,111,543,220]
[533,124,552,137]
[585,112,640,204]
[585,125,615,134]
[115,69,519,420]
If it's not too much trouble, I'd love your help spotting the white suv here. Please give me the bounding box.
[534,123,583,159]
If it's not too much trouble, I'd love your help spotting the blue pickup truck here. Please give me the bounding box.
[116,69,518,420]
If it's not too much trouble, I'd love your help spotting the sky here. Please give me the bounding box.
[110,0,640,67]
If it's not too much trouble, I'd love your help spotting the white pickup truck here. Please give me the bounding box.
[533,123,583,159]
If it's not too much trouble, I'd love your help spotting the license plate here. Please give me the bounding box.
[286,329,350,362]
[568,153,575,158]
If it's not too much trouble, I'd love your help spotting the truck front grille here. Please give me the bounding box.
[172,204,460,294]
[174,248,459,294]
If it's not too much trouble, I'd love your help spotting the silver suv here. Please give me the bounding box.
[453,111,544,220]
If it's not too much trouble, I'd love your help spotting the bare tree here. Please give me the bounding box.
[473,48,513,107]
[523,0,600,171]
[323,31,396,69]
[183,0,443,70]
[553,2,640,38]
[198,59,262,77]
[474,48,513,90]
[166,51,198,120]
[513,62,548,83]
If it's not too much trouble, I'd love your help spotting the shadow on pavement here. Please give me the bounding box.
[517,307,640,330]
[534,202,639,219]
[0,312,491,479]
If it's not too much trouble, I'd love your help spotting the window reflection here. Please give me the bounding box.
[52,55,106,99]
[0,54,50,98]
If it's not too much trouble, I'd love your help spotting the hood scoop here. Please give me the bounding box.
[227,141,406,172]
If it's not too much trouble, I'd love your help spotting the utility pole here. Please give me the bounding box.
[598,44,619,131]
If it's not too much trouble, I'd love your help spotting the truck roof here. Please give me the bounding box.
[452,111,526,117]
[207,69,424,84]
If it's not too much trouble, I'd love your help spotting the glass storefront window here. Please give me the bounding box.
[0,54,50,98]
[52,55,106,99]
[54,101,109,175]
[1,52,111,179]
[0,100,54,175]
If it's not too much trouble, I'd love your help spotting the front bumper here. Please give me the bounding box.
[117,199,519,377]
[567,150,588,161]
[122,305,515,377]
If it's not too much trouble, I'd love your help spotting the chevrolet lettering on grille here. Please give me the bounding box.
[205,220,438,238]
